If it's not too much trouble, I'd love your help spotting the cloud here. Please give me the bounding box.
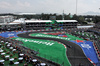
[0,1,32,13]
[76,0,100,15]
[16,1,31,7]
[0,0,100,15]
[0,1,11,9]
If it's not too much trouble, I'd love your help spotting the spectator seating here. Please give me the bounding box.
[0,37,48,66]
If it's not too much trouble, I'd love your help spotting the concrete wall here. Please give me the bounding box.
[77,25,93,28]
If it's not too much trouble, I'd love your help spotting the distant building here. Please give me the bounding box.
[0,16,14,30]
[85,17,93,22]
[0,16,14,24]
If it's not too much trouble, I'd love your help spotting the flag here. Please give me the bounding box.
[10,36,15,38]
[76,39,84,43]
[62,35,68,37]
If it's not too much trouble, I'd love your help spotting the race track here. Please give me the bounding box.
[17,31,93,66]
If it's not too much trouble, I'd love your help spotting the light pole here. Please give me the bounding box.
[99,8,100,15]
[62,10,64,20]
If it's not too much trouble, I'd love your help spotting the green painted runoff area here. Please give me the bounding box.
[12,37,71,66]
[30,33,84,41]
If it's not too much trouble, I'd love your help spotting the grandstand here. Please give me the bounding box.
[0,18,78,31]
[25,20,52,30]
[0,17,100,66]
[25,20,77,30]
[88,22,100,35]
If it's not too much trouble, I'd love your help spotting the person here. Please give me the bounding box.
[24,63,28,66]
[0,62,4,65]
[79,63,83,66]
[10,61,14,65]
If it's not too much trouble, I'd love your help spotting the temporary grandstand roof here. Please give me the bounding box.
[77,25,93,28]
[13,12,36,15]
[8,19,78,24]
[25,20,52,23]
[25,20,78,23]
[56,20,78,22]
[13,19,24,23]
[8,22,21,25]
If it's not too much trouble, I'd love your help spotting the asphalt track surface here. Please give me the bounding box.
[17,31,93,66]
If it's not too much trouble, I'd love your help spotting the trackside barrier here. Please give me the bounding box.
[42,29,44,31]
[88,58,96,66]
[31,30,33,32]
[93,42,100,60]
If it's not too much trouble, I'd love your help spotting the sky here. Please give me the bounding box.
[0,0,100,15]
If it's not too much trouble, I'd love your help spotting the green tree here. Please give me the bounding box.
[65,13,70,20]
[79,16,85,22]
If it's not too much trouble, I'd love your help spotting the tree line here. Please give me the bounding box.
[0,13,100,24]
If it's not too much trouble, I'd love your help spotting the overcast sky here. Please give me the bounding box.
[0,0,100,15]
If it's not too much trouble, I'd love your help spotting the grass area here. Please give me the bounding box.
[12,37,71,66]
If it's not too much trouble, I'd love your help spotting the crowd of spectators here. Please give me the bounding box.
[88,22,100,33]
